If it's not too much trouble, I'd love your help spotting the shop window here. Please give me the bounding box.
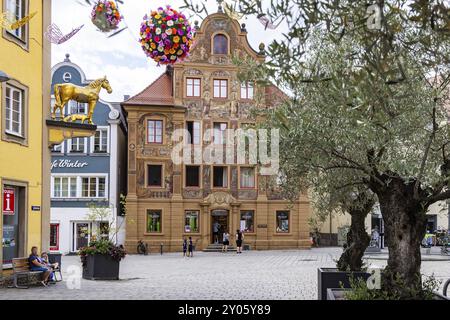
[81,177,106,198]
[50,224,60,251]
[148,164,163,187]
[147,210,162,233]
[213,34,228,54]
[213,166,228,188]
[213,79,228,98]
[185,165,200,187]
[240,210,255,233]
[240,167,255,188]
[147,119,163,144]
[184,210,199,233]
[93,128,108,153]
[213,122,227,145]
[2,185,26,266]
[240,82,254,100]
[276,211,290,233]
[186,121,200,145]
[186,78,201,97]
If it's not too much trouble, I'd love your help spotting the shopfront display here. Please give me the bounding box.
[2,186,19,266]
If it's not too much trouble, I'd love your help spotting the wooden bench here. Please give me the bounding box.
[9,257,45,289]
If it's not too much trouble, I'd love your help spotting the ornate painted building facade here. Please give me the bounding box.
[122,11,311,252]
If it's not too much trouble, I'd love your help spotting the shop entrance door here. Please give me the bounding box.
[2,185,26,268]
[211,210,229,244]
[73,222,91,251]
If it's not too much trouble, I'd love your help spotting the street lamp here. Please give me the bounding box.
[0,70,10,83]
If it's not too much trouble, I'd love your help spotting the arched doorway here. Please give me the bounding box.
[211,209,229,244]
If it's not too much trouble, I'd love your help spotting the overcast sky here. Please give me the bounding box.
[51,0,282,102]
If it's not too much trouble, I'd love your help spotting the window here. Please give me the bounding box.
[240,167,255,188]
[52,177,77,198]
[276,211,290,233]
[240,82,254,100]
[5,84,23,136]
[147,165,163,187]
[68,100,87,116]
[185,165,200,187]
[99,222,109,240]
[185,210,199,233]
[240,211,255,233]
[213,122,227,145]
[69,138,86,153]
[186,121,200,145]
[81,177,106,198]
[147,119,163,144]
[50,224,60,251]
[93,128,108,153]
[5,0,27,42]
[186,78,201,97]
[213,79,228,98]
[213,166,228,188]
[213,34,228,54]
[147,210,162,233]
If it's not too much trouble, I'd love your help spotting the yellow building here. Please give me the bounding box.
[0,0,51,275]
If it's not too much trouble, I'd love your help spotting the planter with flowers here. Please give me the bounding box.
[79,238,126,280]
[79,200,127,280]
[140,5,194,65]
[91,0,123,33]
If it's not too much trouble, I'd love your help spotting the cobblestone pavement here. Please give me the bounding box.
[0,247,449,300]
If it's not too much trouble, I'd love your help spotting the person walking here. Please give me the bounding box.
[188,236,194,257]
[222,231,230,253]
[182,237,188,257]
[235,229,244,254]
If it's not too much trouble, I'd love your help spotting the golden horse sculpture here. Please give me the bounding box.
[52,76,113,125]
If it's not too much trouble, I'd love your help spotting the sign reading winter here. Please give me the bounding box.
[3,188,15,215]
[51,159,89,170]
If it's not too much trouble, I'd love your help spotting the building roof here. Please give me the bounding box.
[265,84,289,108]
[122,71,174,106]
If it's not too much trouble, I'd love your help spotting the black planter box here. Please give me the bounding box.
[82,254,120,280]
[327,288,450,300]
[318,268,370,300]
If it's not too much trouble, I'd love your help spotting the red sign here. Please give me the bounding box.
[3,188,15,215]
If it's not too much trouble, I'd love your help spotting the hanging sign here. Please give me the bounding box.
[3,188,15,215]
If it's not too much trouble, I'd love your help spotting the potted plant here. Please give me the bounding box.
[78,200,127,280]
[327,275,450,300]
[79,238,126,280]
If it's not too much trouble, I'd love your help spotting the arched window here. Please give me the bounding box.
[213,34,228,54]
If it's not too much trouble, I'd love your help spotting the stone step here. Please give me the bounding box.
[202,243,237,252]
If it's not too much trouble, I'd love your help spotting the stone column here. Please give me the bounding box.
[200,202,210,250]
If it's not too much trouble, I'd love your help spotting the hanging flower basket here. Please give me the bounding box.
[140,5,195,65]
[91,0,123,33]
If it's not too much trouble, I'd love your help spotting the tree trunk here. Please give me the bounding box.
[370,175,428,298]
[337,197,373,272]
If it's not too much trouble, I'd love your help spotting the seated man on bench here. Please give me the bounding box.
[28,246,52,286]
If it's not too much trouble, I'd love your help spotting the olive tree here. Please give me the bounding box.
[184,0,450,297]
